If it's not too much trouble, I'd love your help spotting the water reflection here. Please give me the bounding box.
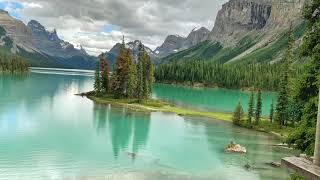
[92,103,151,159]
[0,73,92,110]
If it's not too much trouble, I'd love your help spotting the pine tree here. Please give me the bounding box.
[94,62,101,96]
[111,36,130,98]
[270,100,274,123]
[275,25,295,127]
[255,88,262,125]
[99,53,110,94]
[286,1,320,155]
[233,102,244,126]
[136,43,144,101]
[146,54,154,97]
[247,90,255,127]
[143,52,153,99]
[127,49,137,98]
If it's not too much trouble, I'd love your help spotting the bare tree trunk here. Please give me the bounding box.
[314,88,320,166]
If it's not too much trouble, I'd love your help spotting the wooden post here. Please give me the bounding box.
[314,88,320,166]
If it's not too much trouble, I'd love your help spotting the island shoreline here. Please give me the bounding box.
[79,91,291,140]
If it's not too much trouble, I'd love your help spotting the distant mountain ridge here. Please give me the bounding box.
[105,27,210,64]
[154,27,210,58]
[105,40,156,66]
[0,10,96,69]
[0,0,309,68]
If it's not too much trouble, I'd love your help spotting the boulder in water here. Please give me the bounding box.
[225,141,247,154]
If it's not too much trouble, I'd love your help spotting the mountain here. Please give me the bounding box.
[155,27,210,58]
[105,40,156,66]
[159,0,308,64]
[0,10,97,69]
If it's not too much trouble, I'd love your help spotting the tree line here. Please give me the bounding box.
[0,52,29,72]
[94,38,154,100]
[233,0,320,156]
[155,60,284,91]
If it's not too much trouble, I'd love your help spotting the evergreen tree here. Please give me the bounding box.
[255,88,262,125]
[247,90,255,127]
[94,62,102,96]
[233,102,244,126]
[270,100,274,123]
[143,52,153,98]
[136,43,144,101]
[111,37,130,98]
[275,24,295,127]
[127,49,137,98]
[99,53,110,94]
[287,1,320,155]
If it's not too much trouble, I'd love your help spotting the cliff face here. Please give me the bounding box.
[0,10,36,53]
[265,0,307,29]
[209,0,307,46]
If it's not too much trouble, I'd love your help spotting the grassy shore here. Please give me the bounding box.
[84,93,292,139]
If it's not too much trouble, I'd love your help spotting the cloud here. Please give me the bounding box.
[2,0,228,55]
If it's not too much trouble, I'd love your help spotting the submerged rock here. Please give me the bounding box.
[225,141,246,154]
[265,162,281,168]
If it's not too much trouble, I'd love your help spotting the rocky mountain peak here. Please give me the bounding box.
[154,27,210,58]
[47,28,59,41]
[27,20,46,33]
[209,0,272,45]
[105,40,156,66]
[79,45,88,55]
[208,0,307,46]
[186,27,210,47]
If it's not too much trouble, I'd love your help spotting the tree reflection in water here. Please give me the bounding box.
[93,103,151,159]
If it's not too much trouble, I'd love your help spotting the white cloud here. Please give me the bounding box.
[4,0,228,55]
[21,2,42,8]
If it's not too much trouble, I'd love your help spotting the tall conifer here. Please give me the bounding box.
[247,90,255,127]
[94,62,101,96]
[255,88,262,125]
[275,24,295,127]
[111,36,129,98]
[127,49,137,98]
[136,43,144,101]
[233,102,244,126]
[270,100,274,123]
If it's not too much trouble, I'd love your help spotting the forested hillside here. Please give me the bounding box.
[0,49,29,72]
[157,22,307,65]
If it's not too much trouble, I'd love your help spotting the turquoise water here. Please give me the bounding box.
[0,69,295,179]
[153,84,277,116]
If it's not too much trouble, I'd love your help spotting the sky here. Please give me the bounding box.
[0,0,227,56]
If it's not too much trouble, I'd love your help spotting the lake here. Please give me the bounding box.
[0,69,295,180]
[153,84,277,116]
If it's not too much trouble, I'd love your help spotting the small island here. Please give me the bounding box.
[81,38,293,141]
[81,38,238,121]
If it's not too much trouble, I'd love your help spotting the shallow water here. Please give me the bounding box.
[153,84,277,116]
[0,69,295,180]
